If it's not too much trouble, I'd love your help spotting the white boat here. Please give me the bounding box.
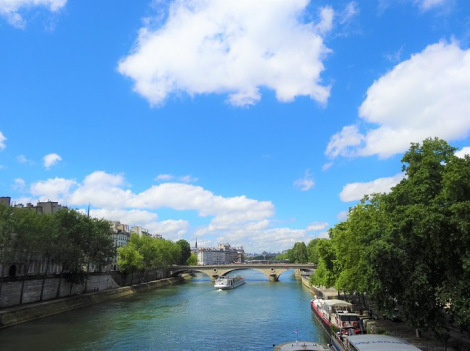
[214,275,245,290]
[311,298,364,336]
[339,334,421,351]
[273,341,332,351]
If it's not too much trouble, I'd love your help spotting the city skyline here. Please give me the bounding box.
[1,0,469,253]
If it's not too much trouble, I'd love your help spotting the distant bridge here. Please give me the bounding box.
[170,263,315,282]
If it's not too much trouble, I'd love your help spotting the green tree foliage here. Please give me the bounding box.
[311,238,337,288]
[307,238,322,264]
[186,253,198,265]
[288,242,308,263]
[0,207,117,299]
[301,138,470,335]
[117,234,181,280]
[176,239,191,265]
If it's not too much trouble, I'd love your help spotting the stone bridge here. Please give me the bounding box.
[170,263,315,282]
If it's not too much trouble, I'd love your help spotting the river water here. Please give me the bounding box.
[0,269,329,351]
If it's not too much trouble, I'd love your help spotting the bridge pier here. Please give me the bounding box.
[268,274,279,282]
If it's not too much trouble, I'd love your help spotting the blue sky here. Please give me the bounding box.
[1,0,469,253]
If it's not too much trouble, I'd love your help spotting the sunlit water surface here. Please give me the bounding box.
[0,270,328,351]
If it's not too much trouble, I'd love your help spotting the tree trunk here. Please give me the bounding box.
[19,260,32,304]
[39,258,50,301]
[415,328,422,338]
[56,267,64,298]
[84,262,90,293]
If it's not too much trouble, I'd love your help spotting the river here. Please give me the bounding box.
[0,269,329,351]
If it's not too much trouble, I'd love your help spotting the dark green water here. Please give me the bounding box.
[0,270,328,351]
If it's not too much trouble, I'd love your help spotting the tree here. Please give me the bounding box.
[365,138,461,335]
[437,152,470,327]
[52,208,89,297]
[176,239,191,265]
[186,253,198,265]
[117,242,143,285]
[311,238,336,288]
[288,242,308,263]
[82,217,115,292]
[307,239,322,264]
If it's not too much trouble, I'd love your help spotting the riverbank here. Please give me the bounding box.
[0,276,188,329]
[307,285,470,351]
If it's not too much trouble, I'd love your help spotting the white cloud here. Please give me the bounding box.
[68,171,134,209]
[17,154,34,165]
[0,132,6,150]
[13,178,26,191]
[455,147,470,158]
[118,0,332,107]
[306,222,329,231]
[0,0,66,28]
[155,174,174,181]
[315,6,334,35]
[340,173,405,202]
[325,125,364,158]
[24,171,290,252]
[43,153,62,169]
[339,2,359,24]
[415,0,450,11]
[337,210,349,221]
[149,219,189,239]
[155,173,198,183]
[378,0,451,13]
[326,41,470,159]
[30,177,77,202]
[294,169,315,191]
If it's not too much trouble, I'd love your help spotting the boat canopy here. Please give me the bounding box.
[322,299,353,308]
[345,335,421,351]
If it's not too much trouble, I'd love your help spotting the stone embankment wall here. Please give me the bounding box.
[0,270,167,308]
[0,275,188,329]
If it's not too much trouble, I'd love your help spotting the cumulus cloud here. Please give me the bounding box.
[455,147,470,158]
[43,153,62,169]
[294,169,315,191]
[155,173,198,183]
[0,0,66,28]
[25,171,289,251]
[118,0,332,107]
[340,173,405,202]
[326,41,470,159]
[306,222,329,231]
[0,132,6,150]
[30,177,77,202]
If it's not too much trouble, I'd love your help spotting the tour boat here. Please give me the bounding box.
[310,298,364,336]
[214,275,245,290]
[273,341,332,351]
[338,334,421,351]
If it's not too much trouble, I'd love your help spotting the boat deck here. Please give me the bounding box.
[273,341,331,351]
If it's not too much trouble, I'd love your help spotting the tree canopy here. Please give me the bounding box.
[303,138,470,335]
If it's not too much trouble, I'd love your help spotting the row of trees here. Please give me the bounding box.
[289,138,470,338]
[117,235,194,283]
[0,207,115,301]
[0,205,197,303]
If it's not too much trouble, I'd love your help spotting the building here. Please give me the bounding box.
[130,225,150,236]
[109,221,130,271]
[196,243,245,265]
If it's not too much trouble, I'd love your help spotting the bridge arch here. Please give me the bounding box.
[170,264,315,282]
